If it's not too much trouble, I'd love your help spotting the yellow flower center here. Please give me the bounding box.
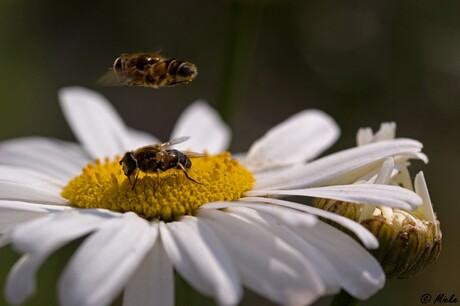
[61,152,254,221]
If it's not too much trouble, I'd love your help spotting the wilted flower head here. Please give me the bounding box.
[315,122,441,279]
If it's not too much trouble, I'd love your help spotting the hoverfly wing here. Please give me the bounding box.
[97,69,128,86]
[133,137,191,153]
[181,151,206,158]
[161,136,191,148]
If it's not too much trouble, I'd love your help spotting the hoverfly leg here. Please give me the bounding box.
[156,171,161,187]
[132,170,139,191]
[177,163,203,185]
[155,171,166,196]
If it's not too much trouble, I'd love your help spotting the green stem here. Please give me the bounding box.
[330,290,361,306]
[217,2,262,125]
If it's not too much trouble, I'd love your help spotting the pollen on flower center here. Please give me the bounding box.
[61,152,254,221]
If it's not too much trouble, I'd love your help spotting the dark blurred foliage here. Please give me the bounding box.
[1,0,459,305]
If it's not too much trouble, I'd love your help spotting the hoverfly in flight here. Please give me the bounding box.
[100,52,198,88]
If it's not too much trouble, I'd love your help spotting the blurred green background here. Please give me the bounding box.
[0,0,459,305]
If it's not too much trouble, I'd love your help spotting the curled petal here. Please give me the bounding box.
[238,198,378,249]
[202,201,317,228]
[255,139,427,190]
[223,206,341,295]
[247,184,423,211]
[414,172,437,226]
[296,222,385,299]
[356,122,396,146]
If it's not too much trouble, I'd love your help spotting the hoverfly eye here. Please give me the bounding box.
[185,158,192,169]
[120,152,137,176]
[114,57,123,72]
[179,64,196,77]
[126,154,138,173]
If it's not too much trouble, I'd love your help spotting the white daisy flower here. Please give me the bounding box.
[316,122,441,279]
[0,87,426,306]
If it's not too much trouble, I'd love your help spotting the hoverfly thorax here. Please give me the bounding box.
[129,54,158,71]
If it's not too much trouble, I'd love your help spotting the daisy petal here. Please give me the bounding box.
[0,233,11,248]
[0,201,70,234]
[198,209,325,306]
[0,201,70,213]
[357,122,396,146]
[0,165,64,187]
[123,233,174,306]
[246,184,423,211]
[0,185,65,206]
[224,206,340,295]
[170,101,231,153]
[11,210,116,254]
[357,157,396,220]
[255,139,427,190]
[159,222,210,295]
[5,254,44,305]
[241,197,378,249]
[244,109,340,171]
[127,128,160,149]
[356,127,374,146]
[0,137,89,182]
[414,172,437,225]
[374,122,397,141]
[0,209,46,235]
[58,213,157,306]
[202,201,317,228]
[0,166,68,205]
[374,157,394,184]
[58,86,131,159]
[297,222,385,299]
[5,210,113,304]
[161,217,242,306]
